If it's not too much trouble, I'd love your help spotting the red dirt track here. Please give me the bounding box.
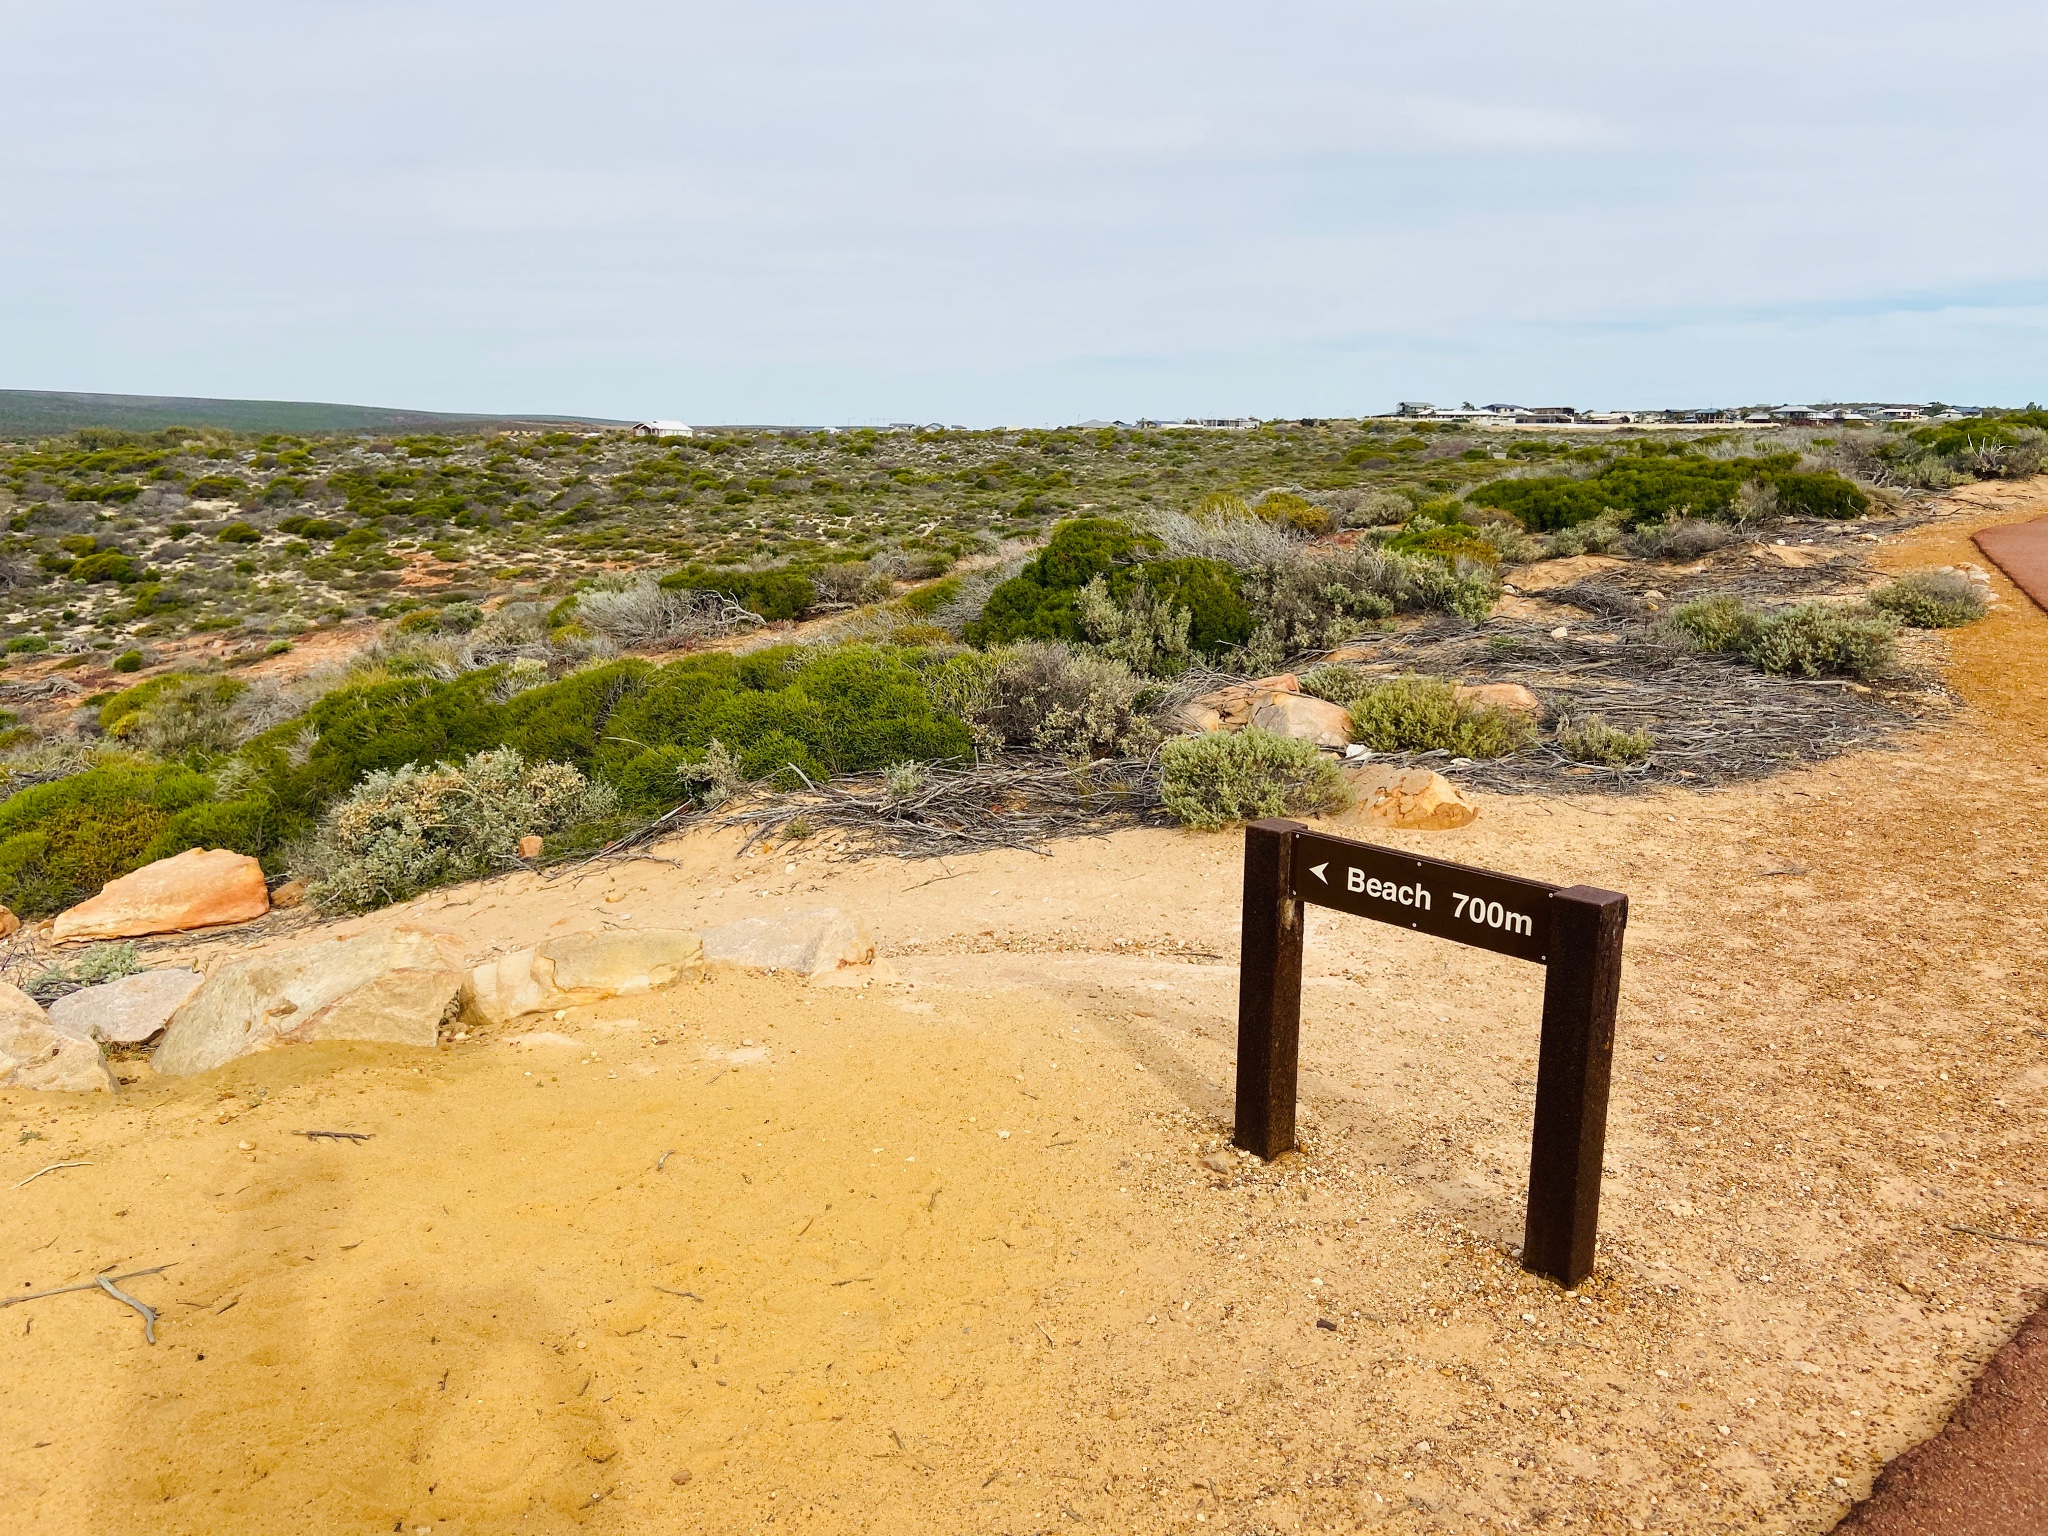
[1832,1301,2048,1535]
[1974,516,2048,613]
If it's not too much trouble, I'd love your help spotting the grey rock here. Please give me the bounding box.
[0,979,116,1093]
[154,927,465,1076]
[47,968,205,1045]
[700,908,874,978]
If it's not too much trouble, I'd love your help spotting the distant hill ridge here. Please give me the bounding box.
[0,389,628,436]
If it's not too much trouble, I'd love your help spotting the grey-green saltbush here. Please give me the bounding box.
[1870,568,1987,629]
[1346,676,1536,758]
[1159,729,1350,831]
[1668,596,1897,679]
[1555,714,1653,767]
[294,745,617,912]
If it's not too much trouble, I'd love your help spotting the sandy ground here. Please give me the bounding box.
[2,485,2046,1534]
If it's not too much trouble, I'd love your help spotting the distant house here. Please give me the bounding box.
[631,420,694,438]
[1394,402,1435,417]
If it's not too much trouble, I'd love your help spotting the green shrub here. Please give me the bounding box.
[1556,714,1653,766]
[1664,595,1758,653]
[966,518,1161,645]
[277,516,348,539]
[1668,596,1896,678]
[185,474,245,499]
[1870,568,1988,628]
[1347,676,1536,758]
[658,565,818,621]
[102,673,248,757]
[0,758,213,915]
[1252,492,1332,536]
[71,550,142,584]
[1470,450,1867,531]
[292,747,618,912]
[215,521,263,544]
[1159,729,1350,831]
[112,650,143,673]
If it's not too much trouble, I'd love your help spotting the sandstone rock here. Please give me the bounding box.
[1248,691,1353,749]
[53,849,269,943]
[464,929,705,1027]
[1454,682,1541,718]
[269,879,309,910]
[48,968,205,1045]
[153,927,466,1076]
[1345,767,1478,830]
[0,906,18,940]
[1169,674,1303,734]
[0,980,116,1092]
[518,835,545,859]
[701,908,875,980]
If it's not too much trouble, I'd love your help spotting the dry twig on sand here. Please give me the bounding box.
[3,1264,169,1343]
[715,754,1165,859]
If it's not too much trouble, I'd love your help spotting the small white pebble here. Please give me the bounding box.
[998,1130,1011,1140]
[237,1140,253,1151]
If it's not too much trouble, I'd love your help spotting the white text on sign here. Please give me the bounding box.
[1345,868,1432,909]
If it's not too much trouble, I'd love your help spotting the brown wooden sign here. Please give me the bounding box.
[1291,832,1555,963]
[1234,819,1627,1289]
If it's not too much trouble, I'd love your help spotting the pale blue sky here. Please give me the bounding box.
[3,1,2042,423]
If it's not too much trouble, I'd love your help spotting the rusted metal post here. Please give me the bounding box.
[1233,818,1305,1161]
[1522,883,1629,1288]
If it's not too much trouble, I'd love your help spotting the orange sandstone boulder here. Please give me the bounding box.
[52,849,269,943]
[1453,682,1542,718]
[1345,767,1478,830]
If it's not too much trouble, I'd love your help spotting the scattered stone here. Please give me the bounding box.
[47,968,205,1045]
[518,835,545,859]
[0,980,117,1093]
[1248,691,1353,749]
[1454,682,1542,718]
[0,906,18,940]
[1200,1151,1236,1174]
[700,908,875,981]
[52,848,269,943]
[269,879,309,910]
[464,929,705,1027]
[1345,767,1478,830]
[153,927,467,1076]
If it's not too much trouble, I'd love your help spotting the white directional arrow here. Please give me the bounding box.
[1309,862,1329,883]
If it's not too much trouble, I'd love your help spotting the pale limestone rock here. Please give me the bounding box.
[1454,682,1542,718]
[153,927,466,1076]
[0,980,116,1093]
[463,929,705,1027]
[700,908,875,980]
[1344,766,1478,830]
[48,968,204,1045]
[1248,691,1353,749]
[52,849,269,943]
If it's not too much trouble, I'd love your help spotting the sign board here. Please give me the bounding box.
[1290,832,1555,964]
[1234,819,1628,1289]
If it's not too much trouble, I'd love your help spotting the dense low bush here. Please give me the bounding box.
[292,746,617,912]
[0,757,213,915]
[1666,596,1897,679]
[1346,676,1536,758]
[1470,448,1868,531]
[659,564,818,622]
[1159,729,1350,831]
[1870,568,1988,628]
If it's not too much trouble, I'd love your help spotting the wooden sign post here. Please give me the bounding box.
[1233,818,1627,1288]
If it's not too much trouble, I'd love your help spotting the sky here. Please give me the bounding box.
[2,1,2043,425]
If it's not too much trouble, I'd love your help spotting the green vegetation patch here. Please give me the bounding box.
[1159,729,1350,831]
[1469,447,1867,531]
[1346,676,1537,758]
